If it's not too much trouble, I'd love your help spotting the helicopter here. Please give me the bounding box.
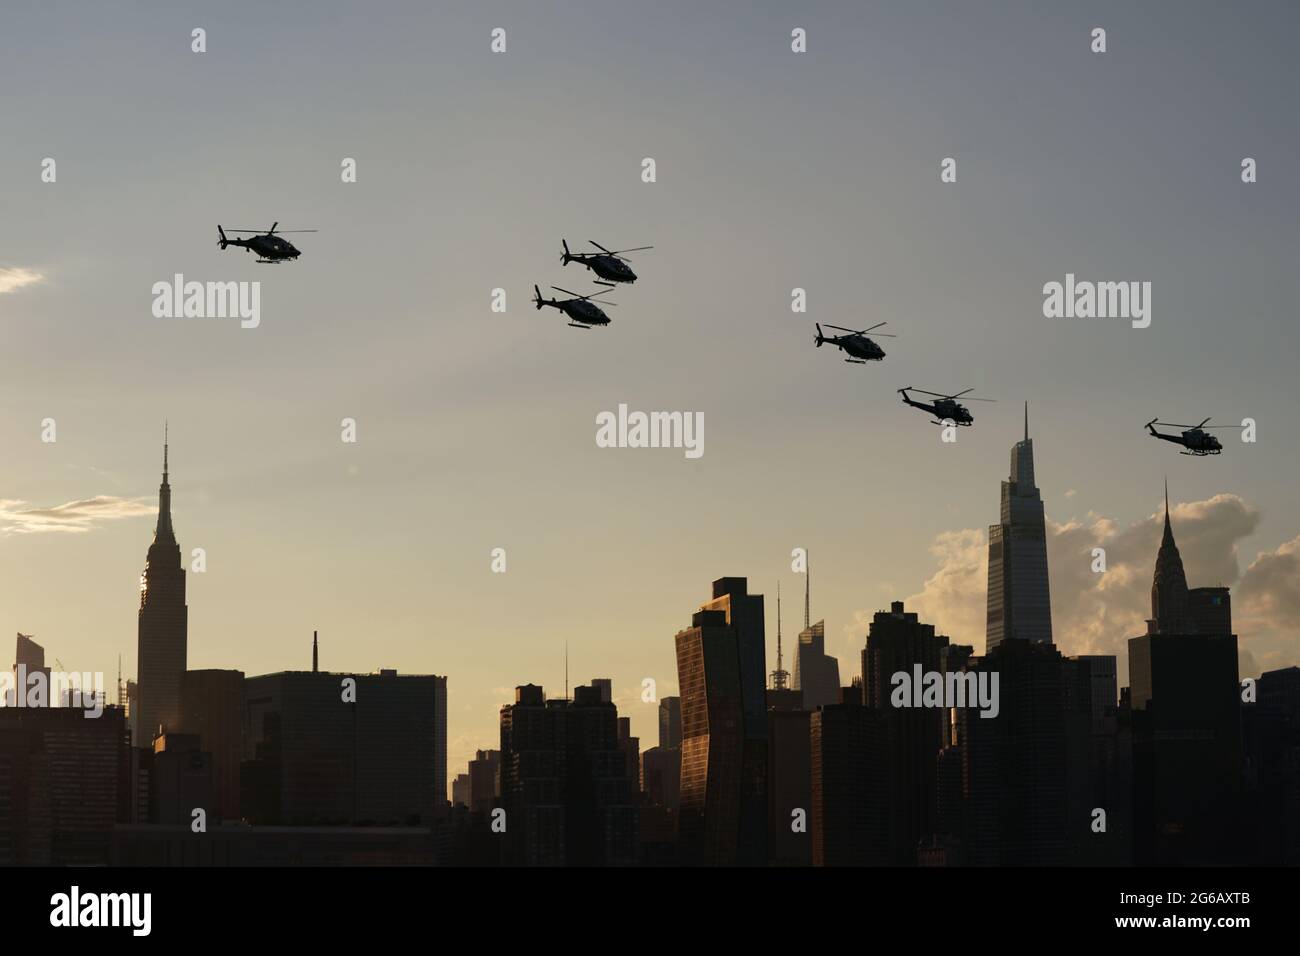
[1145,418,1225,456]
[814,322,895,363]
[217,223,316,263]
[560,240,653,283]
[898,387,994,426]
[533,282,618,329]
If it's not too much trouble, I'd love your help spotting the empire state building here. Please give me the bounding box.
[986,405,1054,650]
[134,429,188,746]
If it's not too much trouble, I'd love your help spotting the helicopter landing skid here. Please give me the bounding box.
[566,323,591,330]
[1181,449,1221,456]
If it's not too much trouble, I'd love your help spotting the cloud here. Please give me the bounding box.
[1237,534,1300,673]
[0,267,43,295]
[0,496,155,535]
[869,493,1293,684]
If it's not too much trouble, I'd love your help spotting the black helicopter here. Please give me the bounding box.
[217,223,316,263]
[814,322,895,363]
[898,387,994,426]
[1145,418,1225,456]
[560,240,653,284]
[533,282,618,329]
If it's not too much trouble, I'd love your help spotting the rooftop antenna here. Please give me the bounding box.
[565,642,569,701]
[312,630,319,673]
[804,551,811,632]
[116,653,122,707]
[770,582,790,690]
[1024,401,1029,442]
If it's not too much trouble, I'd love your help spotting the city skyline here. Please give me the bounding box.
[3,422,1297,789]
[3,0,1299,788]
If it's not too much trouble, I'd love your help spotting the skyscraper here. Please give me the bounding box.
[862,601,949,864]
[986,404,1053,651]
[135,428,188,746]
[792,564,840,710]
[1129,488,1243,864]
[694,577,768,865]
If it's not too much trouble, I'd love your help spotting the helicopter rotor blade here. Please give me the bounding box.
[589,240,615,255]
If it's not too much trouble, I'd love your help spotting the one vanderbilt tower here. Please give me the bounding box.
[986,405,1053,650]
[135,426,188,746]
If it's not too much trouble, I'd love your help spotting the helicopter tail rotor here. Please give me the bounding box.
[561,240,572,266]
[533,285,544,309]
[814,323,825,347]
[217,225,229,250]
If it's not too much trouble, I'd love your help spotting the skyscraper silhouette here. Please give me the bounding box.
[986,404,1053,650]
[134,428,188,746]
[1129,486,1243,863]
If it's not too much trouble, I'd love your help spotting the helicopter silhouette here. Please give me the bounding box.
[1145,418,1226,456]
[560,240,653,284]
[533,282,618,329]
[898,387,994,426]
[217,223,316,263]
[814,322,895,363]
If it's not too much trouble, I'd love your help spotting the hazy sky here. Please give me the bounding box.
[3,1,1298,782]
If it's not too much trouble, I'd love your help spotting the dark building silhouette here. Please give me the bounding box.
[451,772,471,808]
[1245,666,1300,863]
[1063,654,1132,865]
[618,716,641,796]
[135,431,188,746]
[1129,491,1242,864]
[862,600,949,864]
[640,745,681,810]
[0,705,130,865]
[811,685,890,866]
[151,732,215,825]
[468,748,500,815]
[675,608,745,865]
[958,640,1070,865]
[658,696,681,750]
[180,668,243,821]
[767,688,811,866]
[242,667,447,826]
[792,571,839,710]
[679,577,768,866]
[9,633,52,708]
[986,406,1053,650]
[498,682,638,866]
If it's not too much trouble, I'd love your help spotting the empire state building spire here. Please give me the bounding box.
[136,425,188,746]
[155,422,175,543]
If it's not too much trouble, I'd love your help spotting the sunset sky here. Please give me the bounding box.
[2,1,1298,782]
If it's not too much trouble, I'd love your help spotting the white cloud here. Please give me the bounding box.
[858,493,1294,683]
[0,495,154,535]
[0,267,43,295]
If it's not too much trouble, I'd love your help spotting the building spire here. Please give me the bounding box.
[770,582,790,690]
[804,552,811,631]
[1024,401,1029,442]
[312,630,319,673]
[1152,480,1191,633]
[154,424,175,543]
